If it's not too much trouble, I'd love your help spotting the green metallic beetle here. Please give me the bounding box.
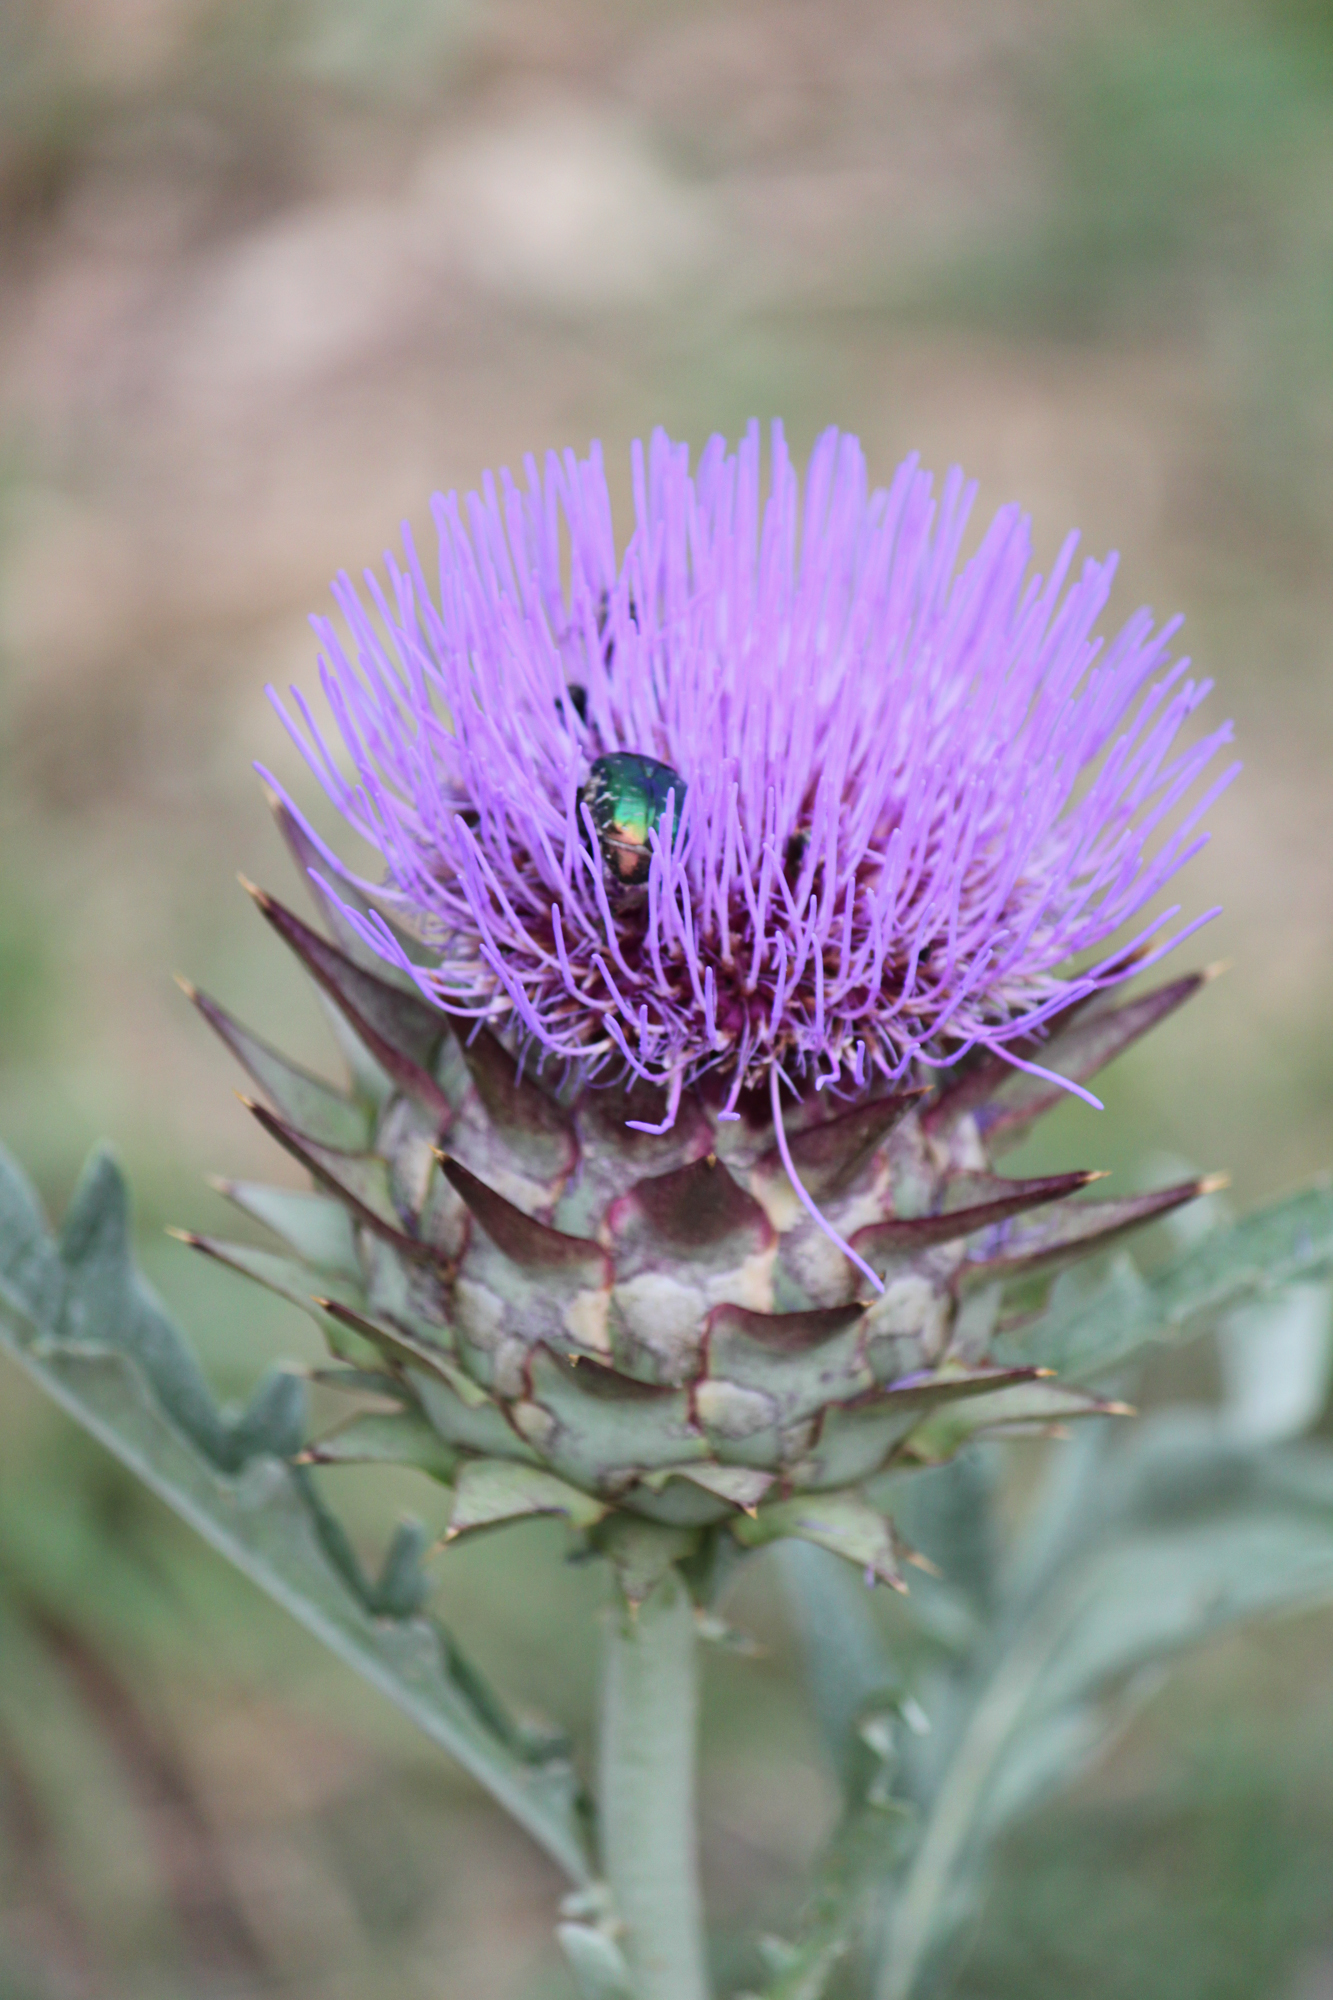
[581,751,686,898]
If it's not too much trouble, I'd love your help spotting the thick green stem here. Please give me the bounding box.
[599,1568,710,2000]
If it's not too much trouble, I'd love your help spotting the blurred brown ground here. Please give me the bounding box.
[1,2,1332,1996]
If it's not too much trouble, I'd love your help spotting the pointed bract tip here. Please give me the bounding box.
[173,972,198,1000]
[1106,1400,1138,1417]
[905,1548,943,1576]
[1035,1367,1057,1379]
[1083,1170,1112,1184]
[886,1572,910,1595]
[1198,1172,1230,1195]
[164,1226,199,1245]
[1201,959,1232,984]
[262,782,283,812]
[292,1448,316,1465]
[237,874,271,908]
[311,1296,334,1311]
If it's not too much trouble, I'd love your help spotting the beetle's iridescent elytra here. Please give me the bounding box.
[581,751,685,897]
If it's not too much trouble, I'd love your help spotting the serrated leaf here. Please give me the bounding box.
[223,1365,307,1469]
[371,1518,432,1619]
[876,1407,1333,2000]
[0,1146,66,1327]
[447,1459,606,1535]
[763,1800,910,2000]
[0,1144,591,1883]
[56,1148,227,1464]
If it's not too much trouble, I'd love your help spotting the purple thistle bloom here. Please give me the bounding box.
[265,423,1237,1283]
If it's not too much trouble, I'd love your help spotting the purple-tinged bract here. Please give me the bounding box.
[268,423,1237,1124]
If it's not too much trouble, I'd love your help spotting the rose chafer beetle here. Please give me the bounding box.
[581,751,685,898]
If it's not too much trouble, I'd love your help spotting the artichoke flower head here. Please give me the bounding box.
[186,424,1237,1598]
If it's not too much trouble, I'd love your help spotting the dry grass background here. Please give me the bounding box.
[2,2,1332,1995]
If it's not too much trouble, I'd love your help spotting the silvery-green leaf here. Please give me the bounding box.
[223,1365,307,1469]
[54,1148,226,1463]
[779,1541,900,1794]
[1023,1482,1333,1720]
[0,1143,591,1884]
[876,1414,1333,2000]
[371,1519,432,1619]
[763,1800,912,2000]
[1219,1280,1333,1445]
[969,1704,1119,1844]
[0,1146,65,1328]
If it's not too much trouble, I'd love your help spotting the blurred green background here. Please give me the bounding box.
[1,0,1332,1994]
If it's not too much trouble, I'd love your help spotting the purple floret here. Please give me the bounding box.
[266,419,1236,1164]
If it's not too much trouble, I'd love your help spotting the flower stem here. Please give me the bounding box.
[599,1568,710,2000]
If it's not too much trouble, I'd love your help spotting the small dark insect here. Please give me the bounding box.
[562,683,589,725]
[581,751,685,898]
[596,588,639,667]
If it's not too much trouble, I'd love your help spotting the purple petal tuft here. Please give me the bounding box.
[267,424,1237,1126]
